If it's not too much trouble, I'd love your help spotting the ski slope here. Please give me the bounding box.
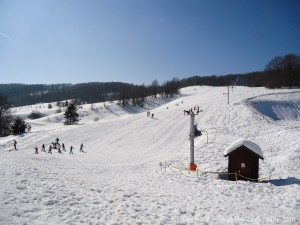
[0,86,299,225]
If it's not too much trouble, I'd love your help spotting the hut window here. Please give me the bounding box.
[241,163,246,168]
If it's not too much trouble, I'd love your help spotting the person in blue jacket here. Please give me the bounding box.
[41,144,46,152]
[70,146,74,154]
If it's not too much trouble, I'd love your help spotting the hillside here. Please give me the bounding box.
[0,86,299,224]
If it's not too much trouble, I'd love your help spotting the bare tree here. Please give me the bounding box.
[151,80,159,98]
[265,56,283,72]
[265,54,300,88]
[282,54,299,88]
[119,83,126,107]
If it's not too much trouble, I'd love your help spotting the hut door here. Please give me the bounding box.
[238,160,249,180]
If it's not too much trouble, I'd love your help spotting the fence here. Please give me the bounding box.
[161,161,272,185]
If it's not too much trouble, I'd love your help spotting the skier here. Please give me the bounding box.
[80,143,85,152]
[56,137,59,144]
[48,145,52,154]
[41,144,46,152]
[62,143,66,151]
[69,146,74,154]
[34,146,38,154]
[57,143,62,153]
[13,140,17,150]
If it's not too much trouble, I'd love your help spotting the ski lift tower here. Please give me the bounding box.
[223,86,230,105]
[189,111,197,171]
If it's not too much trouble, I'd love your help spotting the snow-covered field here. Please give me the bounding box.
[0,86,299,225]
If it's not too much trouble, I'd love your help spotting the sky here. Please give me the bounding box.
[0,0,300,85]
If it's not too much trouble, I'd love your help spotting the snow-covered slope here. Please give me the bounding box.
[0,86,299,225]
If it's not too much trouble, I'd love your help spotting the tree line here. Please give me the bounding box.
[0,79,180,107]
[181,54,300,88]
[0,53,299,108]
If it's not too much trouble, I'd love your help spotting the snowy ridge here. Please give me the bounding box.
[223,138,264,159]
[247,91,300,124]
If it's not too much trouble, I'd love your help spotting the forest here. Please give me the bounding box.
[0,53,299,107]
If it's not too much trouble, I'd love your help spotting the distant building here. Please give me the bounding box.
[223,139,264,181]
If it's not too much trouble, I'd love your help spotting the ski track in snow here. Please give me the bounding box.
[0,86,299,225]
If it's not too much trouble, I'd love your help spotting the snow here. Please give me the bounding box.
[0,86,300,224]
[249,91,300,128]
[223,138,264,159]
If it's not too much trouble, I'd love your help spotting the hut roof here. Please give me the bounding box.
[223,139,264,159]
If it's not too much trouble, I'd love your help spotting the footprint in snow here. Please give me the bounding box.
[16,186,27,190]
[45,199,59,206]
[123,192,136,198]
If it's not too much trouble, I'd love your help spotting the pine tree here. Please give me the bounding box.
[64,104,79,125]
[11,117,27,135]
[0,94,13,137]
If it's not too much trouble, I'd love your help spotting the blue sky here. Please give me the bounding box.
[0,0,299,85]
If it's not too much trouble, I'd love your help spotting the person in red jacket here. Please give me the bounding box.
[62,143,65,151]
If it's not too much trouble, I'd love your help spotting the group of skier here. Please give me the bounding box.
[147,111,154,118]
[30,137,85,155]
[184,106,201,115]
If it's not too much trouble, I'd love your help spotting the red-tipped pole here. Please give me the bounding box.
[190,112,197,171]
[190,163,197,171]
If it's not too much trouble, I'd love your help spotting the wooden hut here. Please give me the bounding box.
[223,139,264,181]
